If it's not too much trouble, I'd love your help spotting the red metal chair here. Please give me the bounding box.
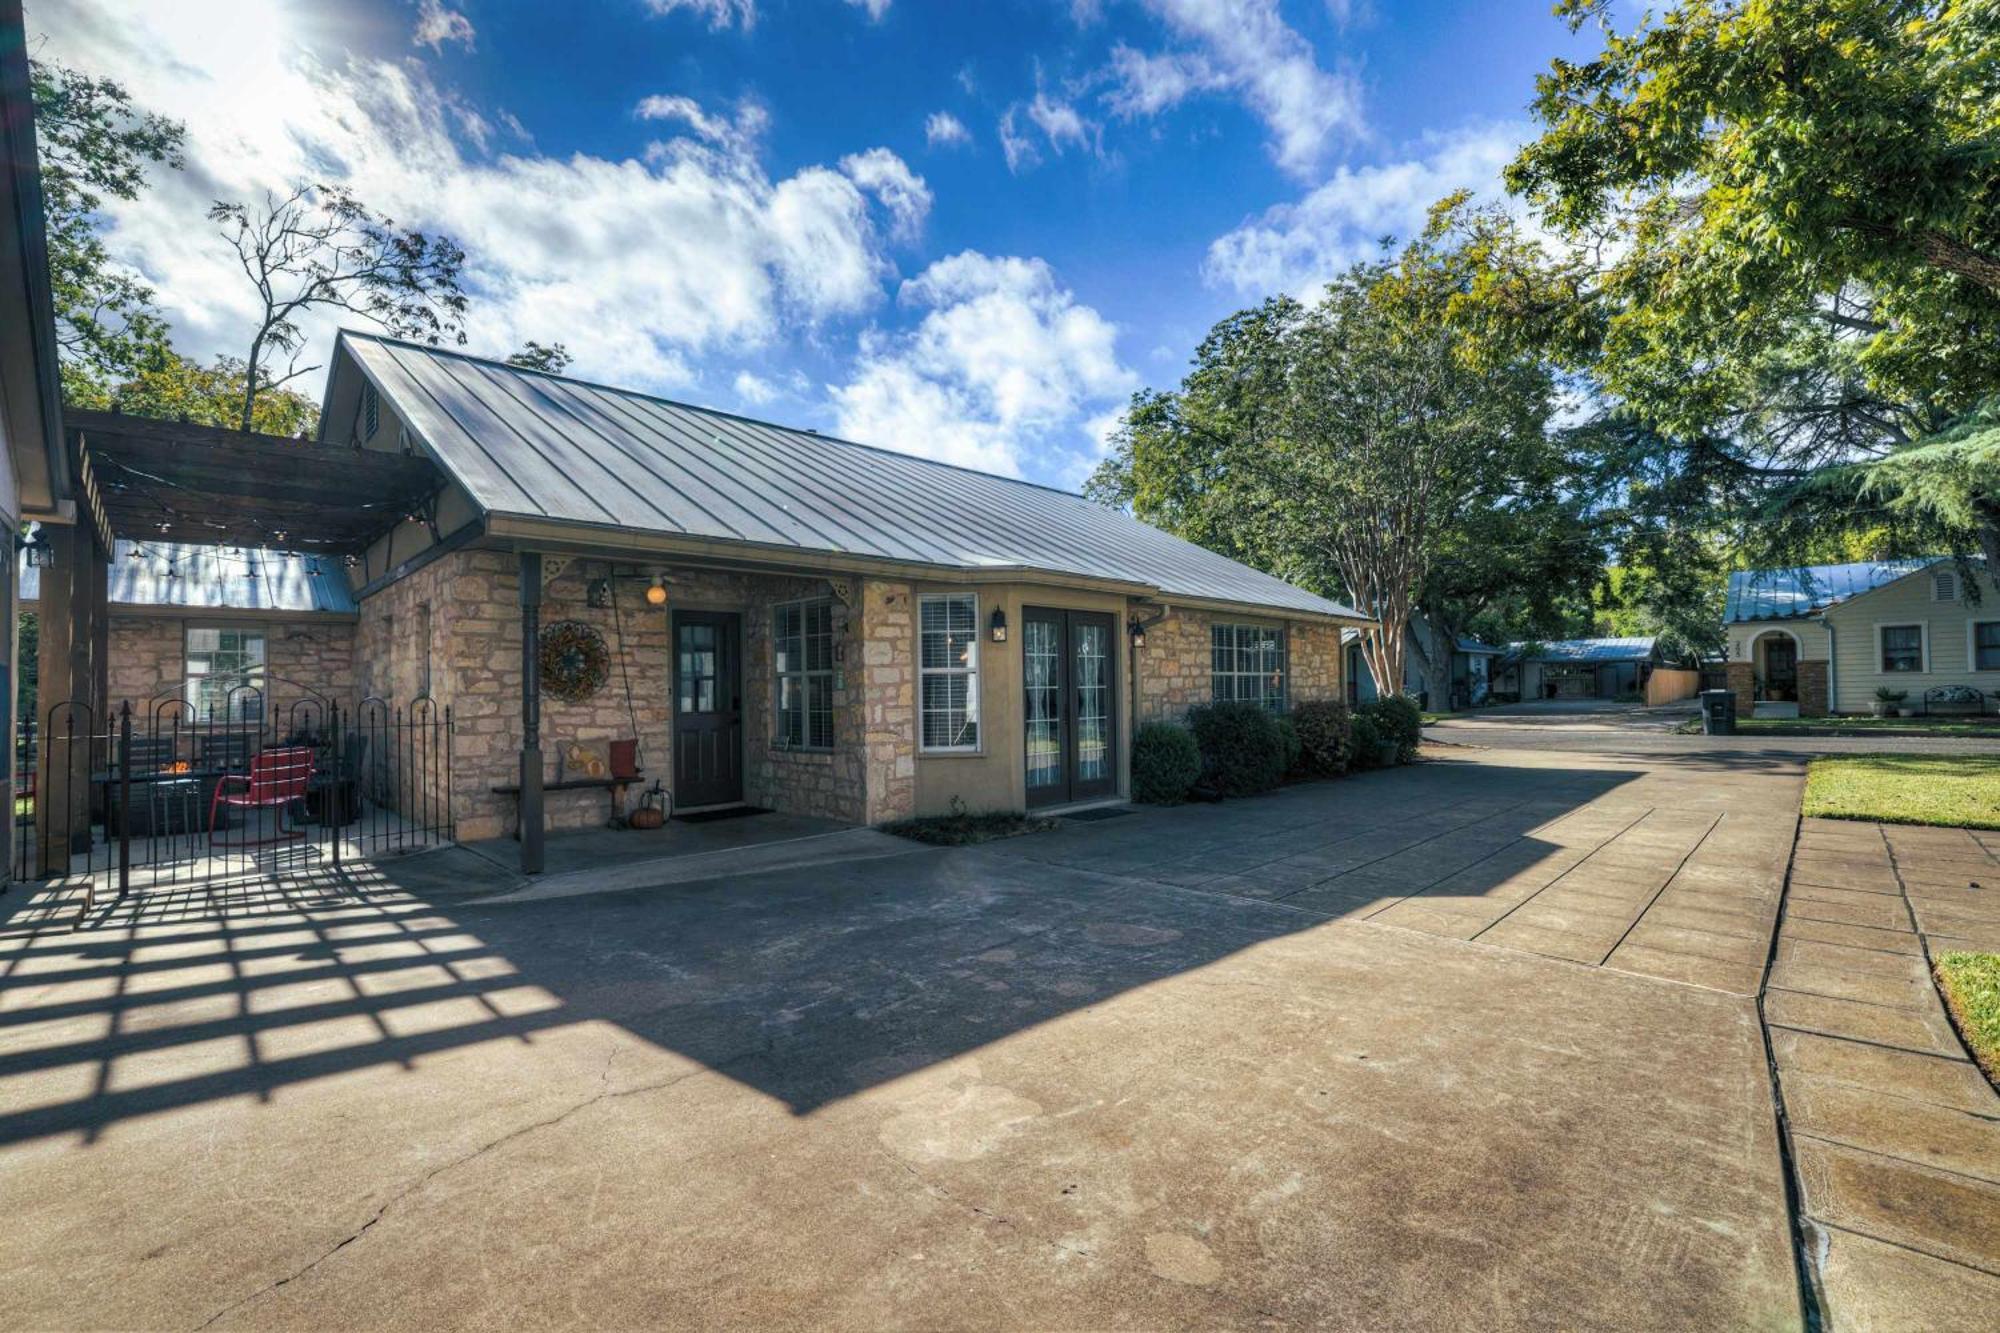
[208,746,316,842]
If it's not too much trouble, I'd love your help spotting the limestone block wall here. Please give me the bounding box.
[359,551,885,841]
[104,613,355,727]
[859,578,916,824]
[1133,606,1345,724]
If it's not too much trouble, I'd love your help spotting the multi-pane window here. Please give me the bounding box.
[186,626,267,722]
[773,598,835,750]
[1974,621,2000,671]
[1211,622,1286,710]
[919,593,979,750]
[1880,624,1924,673]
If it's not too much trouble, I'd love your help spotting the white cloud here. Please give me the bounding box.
[37,1,919,395]
[1204,122,1531,295]
[998,93,1100,174]
[838,147,932,241]
[634,94,769,154]
[830,251,1137,478]
[845,0,892,19]
[413,1,475,51]
[644,0,755,31]
[733,370,778,405]
[1109,0,1363,179]
[924,110,971,149]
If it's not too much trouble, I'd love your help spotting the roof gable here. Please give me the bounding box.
[334,332,1362,621]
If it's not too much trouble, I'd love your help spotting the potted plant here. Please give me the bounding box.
[1873,687,1908,718]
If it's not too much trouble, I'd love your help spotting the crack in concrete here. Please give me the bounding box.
[187,1044,761,1331]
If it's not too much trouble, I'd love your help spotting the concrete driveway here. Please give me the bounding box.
[0,747,1809,1329]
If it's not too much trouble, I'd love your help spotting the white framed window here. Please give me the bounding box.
[919,593,980,751]
[773,598,836,750]
[186,625,268,722]
[1970,620,2000,672]
[1212,622,1286,710]
[1877,623,1926,674]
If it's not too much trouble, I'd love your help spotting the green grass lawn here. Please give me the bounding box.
[1935,952,2000,1084]
[1803,755,2000,830]
[1677,715,2000,737]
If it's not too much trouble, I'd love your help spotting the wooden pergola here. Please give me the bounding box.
[29,411,443,872]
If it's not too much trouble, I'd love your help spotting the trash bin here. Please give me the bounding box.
[1699,688,1737,736]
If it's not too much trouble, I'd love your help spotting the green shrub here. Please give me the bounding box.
[1349,712,1385,768]
[1131,722,1202,804]
[1274,712,1303,775]
[1290,700,1354,776]
[1360,695,1423,763]
[1187,701,1287,797]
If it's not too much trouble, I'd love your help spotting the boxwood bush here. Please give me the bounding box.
[1131,721,1202,804]
[1348,712,1385,768]
[1359,695,1423,764]
[1290,700,1354,776]
[1274,712,1303,775]
[1187,701,1287,797]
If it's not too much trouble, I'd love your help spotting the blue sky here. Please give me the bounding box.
[38,0,1587,486]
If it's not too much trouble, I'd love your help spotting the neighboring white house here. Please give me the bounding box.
[1343,614,1502,709]
[1723,558,1999,716]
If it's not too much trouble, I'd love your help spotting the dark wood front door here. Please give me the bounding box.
[1024,607,1117,808]
[673,611,743,807]
[1764,639,1798,701]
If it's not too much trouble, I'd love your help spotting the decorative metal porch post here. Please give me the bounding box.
[519,550,544,874]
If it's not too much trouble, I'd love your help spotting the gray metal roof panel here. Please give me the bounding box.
[1724,559,1936,622]
[20,541,355,614]
[343,334,1363,619]
[1506,636,1657,663]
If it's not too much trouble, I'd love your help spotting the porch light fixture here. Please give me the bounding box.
[990,607,1008,643]
[645,575,669,607]
[23,536,51,568]
[1128,618,1146,648]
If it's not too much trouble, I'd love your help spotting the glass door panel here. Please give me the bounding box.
[1025,612,1064,798]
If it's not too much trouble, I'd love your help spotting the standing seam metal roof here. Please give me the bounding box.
[1504,636,1657,663]
[19,541,355,613]
[1724,560,1939,623]
[340,333,1363,620]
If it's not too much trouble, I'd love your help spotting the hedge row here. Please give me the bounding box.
[1131,695,1423,805]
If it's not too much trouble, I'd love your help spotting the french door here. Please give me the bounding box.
[1023,608,1117,807]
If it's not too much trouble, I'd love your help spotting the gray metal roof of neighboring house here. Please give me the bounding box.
[1458,639,1501,655]
[1724,559,1937,622]
[339,332,1365,621]
[1504,636,1657,664]
[19,540,356,614]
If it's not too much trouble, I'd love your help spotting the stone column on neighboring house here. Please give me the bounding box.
[859,578,916,824]
[1725,660,1755,715]
[1797,660,1830,717]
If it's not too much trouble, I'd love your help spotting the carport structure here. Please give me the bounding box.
[17,409,447,897]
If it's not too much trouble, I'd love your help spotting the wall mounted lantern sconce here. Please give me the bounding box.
[645,575,669,607]
[1128,618,1147,648]
[990,607,1008,643]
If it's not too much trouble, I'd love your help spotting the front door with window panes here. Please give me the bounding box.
[1023,607,1116,807]
[672,611,743,807]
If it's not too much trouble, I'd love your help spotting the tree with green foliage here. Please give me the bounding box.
[1091,221,1562,694]
[64,344,318,436]
[1508,0,2000,560]
[210,182,469,431]
[29,60,184,401]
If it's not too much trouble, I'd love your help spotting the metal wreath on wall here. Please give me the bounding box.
[539,619,612,703]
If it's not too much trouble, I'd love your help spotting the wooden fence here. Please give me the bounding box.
[1645,668,1701,706]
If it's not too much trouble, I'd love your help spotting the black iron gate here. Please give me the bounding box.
[11,679,452,909]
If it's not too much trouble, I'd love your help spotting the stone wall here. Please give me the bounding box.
[859,578,916,824]
[104,613,355,725]
[1133,606,1345,724]
[1798,659,1829,718]
[361,551,882,840]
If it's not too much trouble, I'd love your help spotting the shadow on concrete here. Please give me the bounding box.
[0,758,1647,1144]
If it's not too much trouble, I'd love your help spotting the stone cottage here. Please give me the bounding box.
[89,332,1370,863]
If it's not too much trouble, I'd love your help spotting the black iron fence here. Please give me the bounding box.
[11,679,452,908]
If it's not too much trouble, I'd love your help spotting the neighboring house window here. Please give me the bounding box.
[186,626,268,722]
[1973,621,2000,672]
[1212,623,1286,710]
[918,593,979,751]
[1879,624,1925,673]
[1932,569,1959,602]
[773,598,836,750]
